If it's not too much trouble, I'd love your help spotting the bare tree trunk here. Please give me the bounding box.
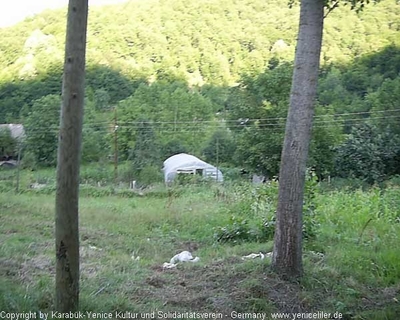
[272,0,324,279]
[55,0,88,311]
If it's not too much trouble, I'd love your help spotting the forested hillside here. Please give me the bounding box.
[0,0,399,182]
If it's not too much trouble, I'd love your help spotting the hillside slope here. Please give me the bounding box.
[0,0,398,86]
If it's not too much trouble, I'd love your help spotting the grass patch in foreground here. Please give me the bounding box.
[0,184,399,317]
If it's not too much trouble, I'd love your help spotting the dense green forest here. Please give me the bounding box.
[0,0,399,183]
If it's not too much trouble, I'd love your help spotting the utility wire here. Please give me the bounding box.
[19,109,400,134]
[21,115,400,135]
[52,107,400,127]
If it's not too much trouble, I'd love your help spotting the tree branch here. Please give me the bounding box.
[324,0,340,18]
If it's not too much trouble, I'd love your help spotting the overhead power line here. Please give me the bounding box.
[47,107,400,127]
[18,108,400,134]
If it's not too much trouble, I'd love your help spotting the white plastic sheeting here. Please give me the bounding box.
[241,252,272,260]
[0,124,25,140]
[162,251,200,269]
[163,153,223,184]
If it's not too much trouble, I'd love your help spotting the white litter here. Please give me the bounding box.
[170,251,200,264]
[162,262,177,269]
[131,251,140,261]
[241,252,272,260]
[162,251,200,269]
[89,245,102,251]
[309,251,324,258]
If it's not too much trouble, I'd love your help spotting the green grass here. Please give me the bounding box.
[0,180,400,317]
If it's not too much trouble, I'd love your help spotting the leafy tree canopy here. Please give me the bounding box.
[0,0,398,121]
[0,0,398,181]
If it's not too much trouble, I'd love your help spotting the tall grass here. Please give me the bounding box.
[0,179,399,316]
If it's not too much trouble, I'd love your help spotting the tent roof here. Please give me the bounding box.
[0,124,25,139]
[163,153,214,173]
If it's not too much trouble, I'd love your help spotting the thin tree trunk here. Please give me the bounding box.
[272,0,324,279]
[55,0,88,311]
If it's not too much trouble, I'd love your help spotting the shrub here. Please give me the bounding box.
[136,165,163,186]
[214,215,252,244]
[214,173,320,244]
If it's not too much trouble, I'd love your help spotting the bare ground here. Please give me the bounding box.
[1,245,399,317]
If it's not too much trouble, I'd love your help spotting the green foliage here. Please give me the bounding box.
[0,66,136,123]
[202,129,236,165]
[80,164,114,185]
[82,98,110,163]
[214,173,320,244]
[302,172,320,241]
[227,63,292,176]
[20,150,37,170]
[1,177,400,314]
[0,0,398,123]
[0,0,398,185]
[214,215,253,244]
[0,69,63,123]
[228,62,343,178]
[136,165,163,187]
[160,139,187,160]
[117,81,215,159]
[367,77,400,135]
[173,173,203,186]
[214,183,277,243]
[334,123,400,183]
[130,120,161,176]
[0,127,17,159]
[93,88,111,111]
[23,94,61,167]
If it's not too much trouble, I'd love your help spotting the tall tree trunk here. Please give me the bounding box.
[55,0,88,311]
[272,0,324,279]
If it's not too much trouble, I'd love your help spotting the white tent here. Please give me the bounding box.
[163,153,223,184]
[0,124,25,140]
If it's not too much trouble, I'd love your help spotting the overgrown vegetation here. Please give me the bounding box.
[214,173,320,244]
[0,177,399,317]
[0,0,399,185]
[1,0,400,316]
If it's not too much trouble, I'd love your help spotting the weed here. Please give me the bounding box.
[214,215,252,244]
[0,176,400,316]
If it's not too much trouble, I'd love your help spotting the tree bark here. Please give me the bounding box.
[55,0,88,311]
[272,0,324,279]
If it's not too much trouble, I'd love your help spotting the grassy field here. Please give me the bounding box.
[0,174,400,319]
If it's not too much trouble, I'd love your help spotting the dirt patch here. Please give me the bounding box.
[361,283,400,309]
[146,275,167,288]
[137,257,400,316]
[264,276,304,313]
[20,254,54,282]
[0,258,20,277]
[140,259,270,315]
[1,245,105,284]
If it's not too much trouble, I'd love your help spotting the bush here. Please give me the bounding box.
[334,123,400,184]
[136,165,163,186]
[214,215,252,244]
[214,174,320,244]
[80,164,114,185]
[20,151,37,170]
[214,182,278,244]
[320,177,371,192]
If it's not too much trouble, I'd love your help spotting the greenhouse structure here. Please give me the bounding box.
[163,153,223,185]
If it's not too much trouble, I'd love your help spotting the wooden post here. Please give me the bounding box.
[114,107,118,184]
[15,142,22,193]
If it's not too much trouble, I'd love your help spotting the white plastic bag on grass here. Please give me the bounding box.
[162,251,200,269]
